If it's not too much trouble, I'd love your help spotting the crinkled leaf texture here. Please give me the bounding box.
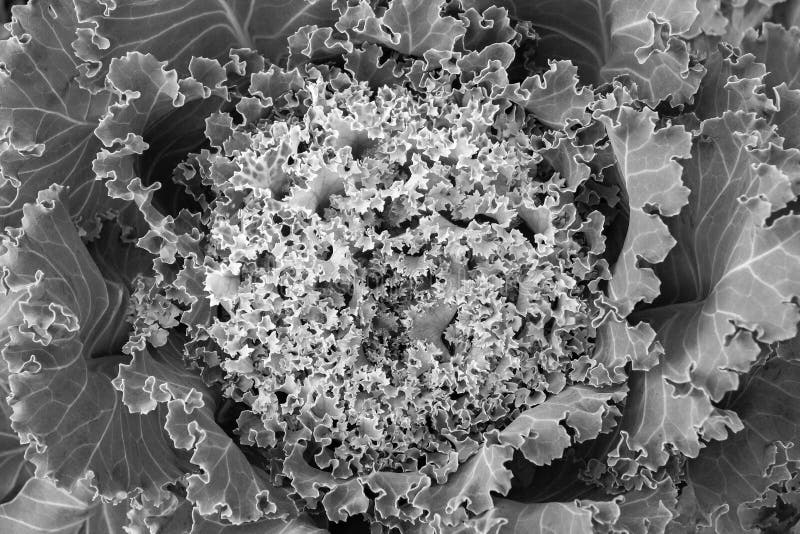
[74,0,339,85]
[454,478,676,534]
[279,385,625,527]
[596,90,692,316]
[115,336,288,524]
[674,352,800,533]
[335,0,466,56]
[0,401,32,504]
[191,509,327,534]
[1,0,323,234]
[0,1,122,235]
[616,108,800,472]
[517,60,594,130]
[0,0,799,532]
[0,187,290,525]
[471,499,596,534]
[0,186,190,502]
[464,0,705,104]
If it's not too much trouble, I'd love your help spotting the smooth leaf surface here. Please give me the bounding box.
[0,478,127,534]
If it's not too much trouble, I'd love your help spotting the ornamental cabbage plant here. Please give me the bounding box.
[0,0,799,533]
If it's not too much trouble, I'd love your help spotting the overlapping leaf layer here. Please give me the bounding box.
[0,0,798,532]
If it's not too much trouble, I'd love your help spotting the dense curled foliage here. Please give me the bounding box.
[0,1,799,533]
[184,73,615,477]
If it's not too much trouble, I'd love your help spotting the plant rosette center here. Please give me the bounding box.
[182,73,608,477]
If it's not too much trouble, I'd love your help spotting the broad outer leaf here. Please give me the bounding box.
[476,499,595,534]
[414,444,514,522]
[94,52,221,201]
[287,25,353,68]
[614,363,730,473]
[126,493,195,534]
[573,475,678,534]
[282,443,370,521]
[662,111,800,348]
[681,0,728,40]
[74,0,339,85]
[0,186,188,500]
[361,471,429,523]
[191,509,327,534]
[459,5,517,52]
[1,1,237,237]
[589,314,662,386]
[695,45,775,120]
[740,23,800,94]
[464,0,704,104]
[86,219,155,288]
[495,385,626,466]
[773,83,800,152]
[597,98,692,317]
[620,111,800,469]
[0,1,120,235]
[778,333,800,362]
[335,0,467,56]
[343,43,405,89]
[92,52,221,264]
[680,357,800,533]
[0,402,32,503]
[517,60,593,130]
[539,133,595,192]
[469,479,676,533]
[0,478,127,534]
[609,478,677,534]
[277,465,428,527]
[114,336,283,524]
[688,0,780,48]
[741,23,800,152]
